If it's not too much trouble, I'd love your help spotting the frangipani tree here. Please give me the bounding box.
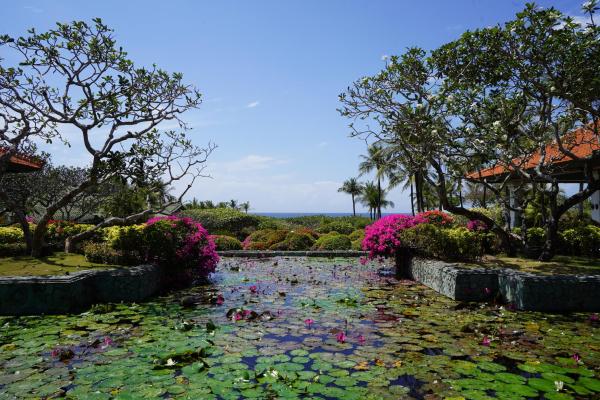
[340,2,600,258]
[0,19,214,256]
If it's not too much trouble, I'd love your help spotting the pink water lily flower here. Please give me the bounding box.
[101,337,113,349]
[357,334,366,344]
[336,331,347,343]
[481,336,491,346]
[234,312,243,321]
[573,353,581,363]
[216,294,224,305]
[249,285,258,294]
[304,318,314,328]
[243,309,252,317]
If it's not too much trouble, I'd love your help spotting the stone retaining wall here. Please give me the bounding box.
[0,264,162,316]
[218,250,367,257]
[406,257,600,312]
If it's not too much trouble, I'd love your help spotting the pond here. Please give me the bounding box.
[1,257,599,399]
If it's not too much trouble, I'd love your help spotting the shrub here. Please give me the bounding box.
[317,220,355,235]
[242,229,288,249]
[179,208,262,239]
[144,216,219,278]
[413,210,454,227]
[83,242,140,265]
[277,231,315,250]
[348,229,365,241]
[351,239,363,251]
[211,235,242,251]
[104,225,145,251]
[362,214,418,259]
[525,227,546,249]
[466,219,488,232]
[45,221,95,245]
[0,226,24,244]
[283,215,371,230]
[559,225,600,257]
[0,243,26,256]
[400,224,484,261]
[452,206,504,228]
[313,233,352,250]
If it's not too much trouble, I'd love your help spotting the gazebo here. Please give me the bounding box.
[0,149,44,173]
[466,124,600,226]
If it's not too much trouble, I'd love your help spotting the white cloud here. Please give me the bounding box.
[246,101,260,108]
[214,155,287,173]
[24,5,43,13]
[318,141,328,148]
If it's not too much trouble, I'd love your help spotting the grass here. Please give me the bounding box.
[469,254,600,275]
[0,252,121,277]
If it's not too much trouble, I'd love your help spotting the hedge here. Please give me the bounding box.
[179,208,262,239]
[312,233,352,250]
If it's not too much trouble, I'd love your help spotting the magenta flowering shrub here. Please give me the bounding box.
[466,219,488,232]
[361,210,456,260]
[144,216,219,278]
[361,214,419,259]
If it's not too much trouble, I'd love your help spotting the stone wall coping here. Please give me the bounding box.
[219,250,367,257]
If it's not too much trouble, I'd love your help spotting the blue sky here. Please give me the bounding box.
[3,1,587,213]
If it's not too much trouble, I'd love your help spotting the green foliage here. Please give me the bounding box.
[559,225,600,258]
[317,221,355,235]
[313,233,352,250]
[180,208,262,239]
[0,243,27,257]
[351,239,363,251]
[0,226,24,244]
[243,229,288,250]
[83,242,140,265]
[45,222,95,245]
[272,232,316,251]
[104,225,145,251]
[283,215,370,230]
[211,235,242,251]
[400,224,484,261]
[452,206,504,228]
[349,229,365,241]
[525,227,546,249]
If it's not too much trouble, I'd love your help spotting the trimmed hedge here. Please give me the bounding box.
[399,224,484,261]
[313,233,352,250]
[104,225,145,251]
[180,208,262,239]
[83,242,140,265]
[0,226,24,244]
[212,235,243,251]
[317,221,355,235]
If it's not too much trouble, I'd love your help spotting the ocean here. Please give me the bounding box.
[251,212,404,218]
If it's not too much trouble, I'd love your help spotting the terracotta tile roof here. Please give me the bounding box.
[0,148,44,172]
[466,124,600,181]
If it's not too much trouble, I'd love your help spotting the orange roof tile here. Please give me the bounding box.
[0,148,44,172]
[466,124,600,181]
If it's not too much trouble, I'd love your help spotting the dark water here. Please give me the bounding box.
[252,212,407,218]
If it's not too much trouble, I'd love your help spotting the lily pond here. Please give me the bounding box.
[1,257,600,400]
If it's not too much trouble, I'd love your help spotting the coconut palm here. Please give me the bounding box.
[228,199,238,210]
[359,143,394,219]
[360,182,395,220]
[337,178,364,216]
[240,201,250,213]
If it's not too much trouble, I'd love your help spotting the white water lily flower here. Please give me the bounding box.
[269,369,279,378]
[555,381,564,391]
[166,358,176,367]
[493,121,502,128]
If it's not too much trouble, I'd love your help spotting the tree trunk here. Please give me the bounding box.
[482,184,487,208]
[539,183,560,261]
[30,221,47,258]
[377,177,382,219]
[410,177,415,216]
[15,210,33,254]
[579,182,584,217]
[351,194,356,217]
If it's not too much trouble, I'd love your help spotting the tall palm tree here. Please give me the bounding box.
[360,182,395,220]
[388,167,416,216]
[359,144,392,219]
[228,199,238,210]
[337,178,364,216]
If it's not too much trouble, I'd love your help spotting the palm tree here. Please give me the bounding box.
[360,182,395,220]
[388,167,416,216]
[240,201,250,213]
[359,143,395,219]
[228,199,238,210]
[337,178,364,216]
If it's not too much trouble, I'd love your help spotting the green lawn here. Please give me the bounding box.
[470,254,600,275]
[0,252,120,277]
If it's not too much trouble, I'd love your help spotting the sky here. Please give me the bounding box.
[2,0,589,213]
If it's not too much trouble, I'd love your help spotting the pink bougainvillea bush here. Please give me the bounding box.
[144,216,219,279]
[361,214,419,259]
[361,211,456,260]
